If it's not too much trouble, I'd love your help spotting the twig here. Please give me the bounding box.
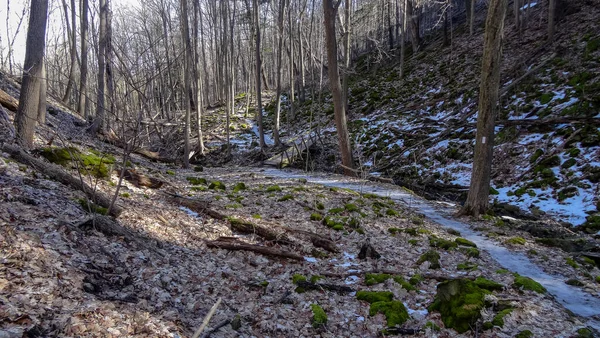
[191,297,222,338]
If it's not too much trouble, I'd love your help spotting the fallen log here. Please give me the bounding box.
[206,239,304,261]
[168,193,338,253]
[123,169,164,188]
[2,143,123,217]
[0,88,18,111]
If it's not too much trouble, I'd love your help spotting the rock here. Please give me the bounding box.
[428,279,489,333]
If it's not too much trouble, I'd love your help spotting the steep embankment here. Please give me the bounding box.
[277,0,600,228]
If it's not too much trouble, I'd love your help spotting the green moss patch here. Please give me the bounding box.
[417,250,441,269]
[369,301,410,327]
[461,247,480,258]
[455,238,477,247]
[492,308,513,327]
[310,213,323,221]
[365,273,391,286]
[505,237,526,245]
[429,279,490,333]
[515,330,533,338]
[232,182,247,193]
[209,181,227,190]
[310,304,327,328]
[513,274,546,293]
[344,203,360,212]
[40,147,115,178]
[430,236,458,250]
[356,290,394,303]
[186,177,207,185]
[457,262,477,271]
[474,277,504,291]
[278,194,294,201]
[266,184,282,192]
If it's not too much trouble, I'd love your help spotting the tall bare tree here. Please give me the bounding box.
[180,0,192,168]
[77,0,89,117]
[90,0,109,134]
[15,0,49,148]
[459,0,508,216]
[323,0,354,175]
[273,0,287,146]
[253,0,266,149]
[61,0,77,103]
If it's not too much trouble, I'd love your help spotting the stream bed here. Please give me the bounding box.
[253,167,600,329]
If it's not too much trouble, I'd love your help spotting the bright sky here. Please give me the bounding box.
[1,0,140,71]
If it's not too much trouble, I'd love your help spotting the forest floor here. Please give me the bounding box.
[1,99,600,337]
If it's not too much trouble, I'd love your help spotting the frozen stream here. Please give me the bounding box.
[252,167,600,329]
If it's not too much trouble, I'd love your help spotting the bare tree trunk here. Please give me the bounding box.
[15,0,49,149]
[287,2,296,126]
[253,0,266,149]
[548,0,556,40]
[193,0,205,155]
[406,0,420,52]
[77,0,89,117]
[341,0,351,113]
[61,0,77,103]
[459,0,508,217]
[90,0,108,135]
[38,61,47,125]
[180,0,192,168]
[400,0,407,79]
[323,0,354,176]
[273,0,287,147]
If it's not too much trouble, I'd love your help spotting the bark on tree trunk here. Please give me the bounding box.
[61,0,77,104]
[273,0,287,147]
[76,0,89,117]
[90,0,108,134]
[180,0,192,168]
[323,0,354,176]
[37,61,47,125]
[253,0,266,149]
[548,0,556,40]
[15,0,49,149]
[459,0,508,217]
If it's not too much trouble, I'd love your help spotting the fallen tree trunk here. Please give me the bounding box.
[0,88,18,111]
[168,193,338,253]
[295,280,354,294]
[206,238,304,261]
[2,143,123,217]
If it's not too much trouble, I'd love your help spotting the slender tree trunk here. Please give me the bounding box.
[15,0,49,149]
[77,0,89,117]
[341,0,351,113]
[273,0,287,147]
[400,0,407,78]
[253,0,265,149]
[514,0,520,32]
[62,0,77,103]
[193,0,205,155]
[38,61,47,125]
[459,0,508,217]
[548,0,556,40]
[323,0,354,176]
[180,0,192,168]
[90,0,108,134]
[407,0,419,52]
[287,2,295,126]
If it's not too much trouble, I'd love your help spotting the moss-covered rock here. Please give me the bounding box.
[310,304,328,328]
[393,276,416,291]
[575,327,594,338]
[515,329,533,338]
[278,194,294,201]
[461,247,480,258]
[430,236,458,250]
[186,177,207,185]
[491,308,513,327]
[513,275,546,293]
[455,238,477,247]
[580,215,600,233]
[457,262,477,271]
[356,290,394,303]
[505,237,526,245]
[474,277,504,291]
[566,279,584,286]
[344,203,360,212]
[266,184,282,192]
[369,301,410,327]
[40,147,116,178]
[209,181,227,190]
[364,273,391,286]
[429,279,490,333]
[310,213,323,221]
[232,182,247,192]
[417,250,441,269]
